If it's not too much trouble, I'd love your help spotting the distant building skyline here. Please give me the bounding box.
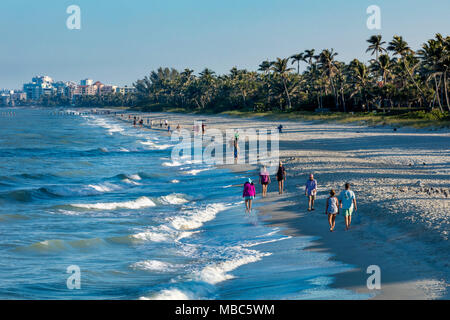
[1,0,450,88]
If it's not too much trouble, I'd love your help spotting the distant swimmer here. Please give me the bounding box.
[339,183,357,231]
[168,124,171,132]
[139,119,143,127]
[276,161,286,194]
[259,165,271,198]
[160,120,163,128]
[325,189,339,232]
[243,178,256,213]
[305,173,317,211]
[176,124,180,131]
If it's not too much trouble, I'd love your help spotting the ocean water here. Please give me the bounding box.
[0,107,368,300]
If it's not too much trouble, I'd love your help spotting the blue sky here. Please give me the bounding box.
[0,0,449,89]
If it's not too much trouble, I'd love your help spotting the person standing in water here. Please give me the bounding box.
[276,161,286,194]
[339,183,357,231]
[259,166,271,197]
[233,137,239,162]
[243,178,256,213]
[305,174,317,211]
[325,189,339,232]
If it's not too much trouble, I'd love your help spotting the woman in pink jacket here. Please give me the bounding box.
[243,178,256,213]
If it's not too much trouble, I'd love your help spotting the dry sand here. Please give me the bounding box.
[114,111,450,299]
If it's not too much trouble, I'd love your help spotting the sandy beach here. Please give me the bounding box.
[114,111,450,299]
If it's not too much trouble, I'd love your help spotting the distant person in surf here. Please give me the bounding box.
[243,178,256,213]
[233,138,239,162]
[276,161,286,194]
[176,124,181,131]
[202,123,206,135]
[325,189,339,232]
[305,174,317,211]
[234,130,240,142]
[160,120,163,128]
[259,166,271,197]
[278,124,283,134]
[339,183,357,231]
[133,118,136,127]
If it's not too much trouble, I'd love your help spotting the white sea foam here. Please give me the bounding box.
[171,180,180,184]
[197,249,271,285]
[242,236,292,248]
[140,140,171,150]
[162,161,182,167]
[71,196,155,210]
[131,260,175,272]
[131,225,199,243]
[160,193,189,205]
[121,178,141,185]
[169,203,226,231]
[184,168,210,176]
[87,183,122,193]
[139,289,190,300]
[132,230,170,242]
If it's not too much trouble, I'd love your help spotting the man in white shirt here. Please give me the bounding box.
[339,183,357,231]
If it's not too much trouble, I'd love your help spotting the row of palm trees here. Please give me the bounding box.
[127,34,450,113]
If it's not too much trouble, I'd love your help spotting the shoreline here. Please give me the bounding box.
[109,109,449,299]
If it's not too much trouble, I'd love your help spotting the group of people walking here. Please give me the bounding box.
[243,163,357,231]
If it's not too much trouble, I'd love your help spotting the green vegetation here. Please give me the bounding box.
[133,33,450,118]
[39,33,450,128]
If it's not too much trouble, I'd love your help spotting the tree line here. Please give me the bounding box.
[133,34,449,114]
[39,34,449,114]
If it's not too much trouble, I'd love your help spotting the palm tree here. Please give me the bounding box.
[366,35,387,63]
[318,49,339,109]
[258,60,273,74]
[388,35,426,103]
[303,49,316,67]
[271,57,294,110]
[349,59,371,110]
[387,35,412,57]
[290,53,304,74]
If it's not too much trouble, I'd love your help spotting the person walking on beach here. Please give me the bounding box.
[325,190,339,232]
[276,161,286,194]
[305,174,317,211]
[339,183,357,231]
[243,178,256,213]
[259,166,271,197]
